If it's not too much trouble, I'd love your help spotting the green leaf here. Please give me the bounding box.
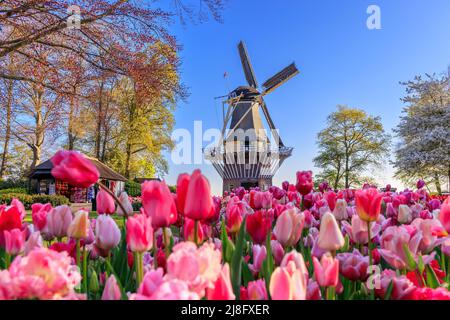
[261,231,274,297]
[417,254,425,273]
[425,264,440,289]
[402,243,417,271]
[241,260,254,287]
[221,220,234,263]
[384,280,394,300]
[230,217,246,299]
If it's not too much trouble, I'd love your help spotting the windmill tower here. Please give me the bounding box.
[204,41,299,193]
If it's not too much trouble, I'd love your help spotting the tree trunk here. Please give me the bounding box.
[95,82,104,159]
[30,92,44,172]
[434,174,442,195]
[124,142,132,179]
[0,79,14,179]
[67,91,76,150]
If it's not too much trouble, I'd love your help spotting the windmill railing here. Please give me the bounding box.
[203,145,293,160]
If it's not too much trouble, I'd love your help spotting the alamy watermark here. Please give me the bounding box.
[367,5,382,30]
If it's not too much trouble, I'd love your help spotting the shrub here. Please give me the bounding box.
[0,193,69,209]
[0,179,28,190]
[125,181,141,197]
[0,187,28,194]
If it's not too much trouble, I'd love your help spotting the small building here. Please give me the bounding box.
[28,156,127,206]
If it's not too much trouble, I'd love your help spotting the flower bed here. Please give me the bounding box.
[0,151,449,300]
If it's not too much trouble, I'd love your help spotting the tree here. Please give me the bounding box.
[393,71,450,193]
[314,105,390,189]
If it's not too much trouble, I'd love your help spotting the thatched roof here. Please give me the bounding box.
[29,156,127,182]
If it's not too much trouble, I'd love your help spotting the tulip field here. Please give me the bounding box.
[0,150,450,300]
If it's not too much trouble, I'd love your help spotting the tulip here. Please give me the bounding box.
[295,171,314,196]
[101,275,121,300]
[184,170,214,221]
[319,181,330,193]
[246,279,268,300]
[280,250,309,281]
[4,228,25,255]
[324,191,337,211]
[439,202,450,233]
[269,260,307,300]
[355,188,383,222]
[248,245,267,275]
[313,253,339,288]
[117,192,134,216]
[96,189,116,215]
[89,269,100,293]
[282,181,290,191]
[273,208,304,247]
[135,268,165,298]
[11,198,26,220]
[398,204,412,224]
[95,214,121,251]
[45,205,72,239]
[332,199,348,221]
[67,210,90,239]
[0,205,22,234]
[31,203,52,231]
[374,270,416,300]
[183,217,204,243]
[226,202,245,234]
[271,240,285,265]
[416,179,425,189]
[176,173,190,214]
[141,180,177,230]
[246,210,271,245]
[51,150,99,188]
[342,214,381,245]
[206,264,235,300]
[126,214,153,253]
[24,231,43,255]
[317,212,344,252]
[336,249,369,281]
[256,191,273,210]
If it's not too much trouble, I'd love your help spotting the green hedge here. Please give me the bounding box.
[0,193,69,209]
[0,187,28,194]
[125,181,141,197]
[0,179,28,190]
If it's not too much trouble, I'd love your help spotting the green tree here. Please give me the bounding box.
[314,105,390,189]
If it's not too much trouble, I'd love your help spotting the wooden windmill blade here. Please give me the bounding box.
[260,98,285,147]
[238,41,259,88]
[261,63,299,96]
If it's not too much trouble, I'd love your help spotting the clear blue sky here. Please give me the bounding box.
[161,0,450,195]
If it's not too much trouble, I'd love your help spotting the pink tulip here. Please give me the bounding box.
[136,268,165,298]
[147,279,200,300]
[183,217,204,243]
[306,280,322,300]
[206,263,235,300]
[246,279,268,300]
[4,228,25,255]
[342,214,381,245]
[374,270,415,300]
[317,212,344,252]
[280,250,309,281]
[249,245,267,275]
[31,203,52,231]
[355,188,383,222]
[45,205,72,239]
[332,199,348,221]
[101,275,121,300]
[295,171,314,196]
[24,231,43,255]
[336,249,369,281]
[10,199,26,221]
[51,150,99,188]
[255,191,273,210]
[95,214,121,251]
[226,200,245,234]
[176,173,190,214]
[439,202,450,233]
[273,208,304,247]
[126,214,153,253]
[184,170,214,221]
[141,180,177,229]
[313,253,339,287]
[271,240,285,265]
[269,260,307,300]
[398,204,412,224]
[117,192,133,216]
[96,189,116,215]
[410,218,444,253]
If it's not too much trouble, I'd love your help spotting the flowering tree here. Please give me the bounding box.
[393,72,450,193]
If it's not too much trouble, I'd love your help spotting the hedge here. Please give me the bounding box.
[125,181,141,197]
[0,193,69,209]
[0,179,28,190]
[0,187,28,194]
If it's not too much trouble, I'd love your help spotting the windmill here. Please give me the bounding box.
[204,40,299,192]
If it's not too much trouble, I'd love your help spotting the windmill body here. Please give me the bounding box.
[204,41,299,193]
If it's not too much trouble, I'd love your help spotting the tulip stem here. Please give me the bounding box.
[326,286,335,300]
[5,253,11,269]
[76,239,81,268]
[447,256,450,283]
[83,246,88,293]
[153,232,158,268]
[367,221,373,267]
[163,227,170,258]
[194,220,199,246]
[98,182,128,219]
[134,252,143,289]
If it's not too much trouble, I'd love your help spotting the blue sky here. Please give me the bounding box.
[161,0,450,195]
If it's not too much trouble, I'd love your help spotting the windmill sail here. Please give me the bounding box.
[238,41,259,88]
[262,63,299,95]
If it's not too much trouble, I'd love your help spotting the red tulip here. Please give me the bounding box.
[96,190,116,215]
[355,188,383,222]
[176,173,190,214]
[183,217,204,243]
[51,150,99,188]
[0,206,22,233]
[226,201,245,234]
[206,264,235,300]
[31,203,52,231]
[126,214,153,253]
[184,170,214,221]
[324,191,337,211]
[141,180,177,229]
[246,210,271,244]
[295,171,313,196]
